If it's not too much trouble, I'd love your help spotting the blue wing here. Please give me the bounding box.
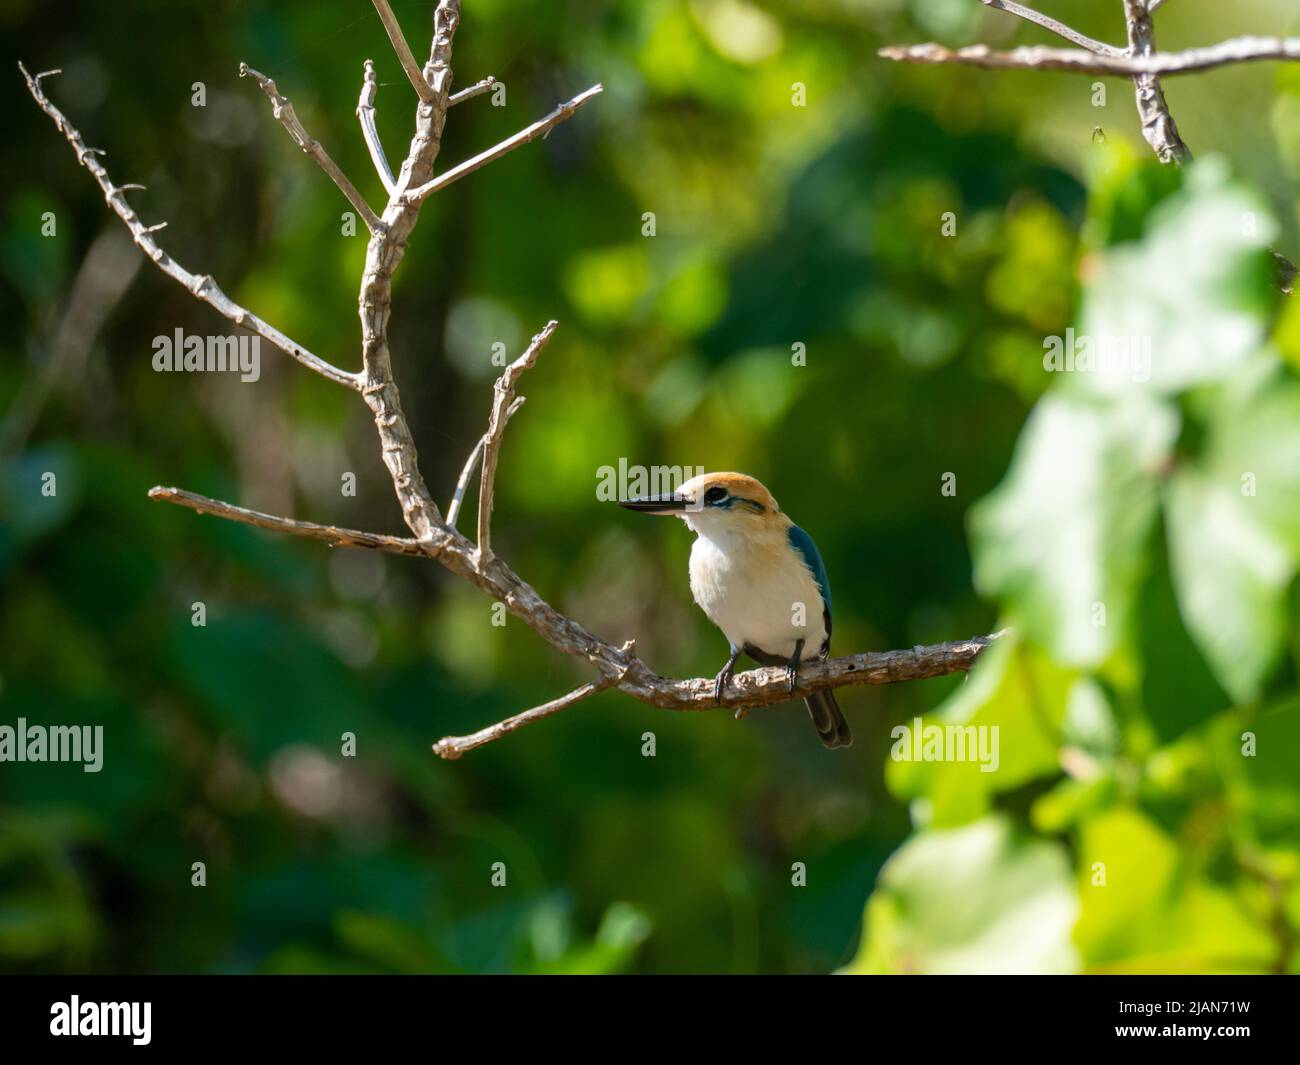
[787,523,832,625]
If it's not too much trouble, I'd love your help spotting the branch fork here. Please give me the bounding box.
[881,1,1298,289]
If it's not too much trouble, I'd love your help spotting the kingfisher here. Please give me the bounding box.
[619,472,851,749]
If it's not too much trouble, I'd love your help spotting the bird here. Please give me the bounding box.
[619,472,851,749]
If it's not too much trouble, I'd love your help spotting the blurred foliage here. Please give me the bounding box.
[1,0,1298,973]
[848,150,1300,976]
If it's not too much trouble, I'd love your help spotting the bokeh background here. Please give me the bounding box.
[3,0,1300,974]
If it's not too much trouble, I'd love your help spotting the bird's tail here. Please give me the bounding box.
[804,689,852,749]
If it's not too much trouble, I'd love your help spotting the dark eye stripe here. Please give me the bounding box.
[702,488,764,513]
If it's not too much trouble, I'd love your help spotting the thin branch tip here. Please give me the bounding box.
[241,59,383,232]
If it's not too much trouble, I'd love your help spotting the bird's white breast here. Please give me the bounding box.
[688,527,826,661]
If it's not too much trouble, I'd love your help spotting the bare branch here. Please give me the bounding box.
[433,659,632,760]
[980,0,1124,57]
[149,486,427,556]
[240,63,383,233]
[355,0,462,541]
[446,434,485,529]
[18,62,360,391]
[370,0,437,104]
[150,480,1004,751]
[878,36,1300,76]
[450,75,498,105]
[357,59,396,195]
[476,320,557,562]
[881,10,1298,290]
[1122,0,1190,165]
[405,84,603,203]
[432,632,1007,757]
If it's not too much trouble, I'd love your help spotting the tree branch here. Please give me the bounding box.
[446,435,485,529]
[18,62,360,391]
[433,662,632,759]
[370,0,437,104]
[880,9,1300,289]
[432,632,1006,758]
[240,63,383,233]
[450,75,498,105]
[980,0,1124,57]
[147,481,1003,752]
[476,320,556,562]
[405,84,603,204]
[356,59,396,194]
[878,36,1300,76]
[1122,0,1190,164]
[149,486,426,556]
[355,0,461,542]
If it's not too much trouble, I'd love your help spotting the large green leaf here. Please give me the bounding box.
[1165,472,1292,705]
[886,633,1075,827]
[1164,360,1300,703]
[1074,158,1277,397]
[1075,807,1274,973]
[846,815,1078,974]
[970,393,1177,667]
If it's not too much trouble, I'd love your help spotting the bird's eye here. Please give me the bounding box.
[704,486,727,504]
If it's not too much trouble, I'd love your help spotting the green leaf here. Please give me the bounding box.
[1075,157,1277,397]
[1165,471,1292,704]
[886,633,1074,827]
[1076,807,1274,973]
[1135,535,1232,742]
[970,393,1177,667]
[845,815,1079,974]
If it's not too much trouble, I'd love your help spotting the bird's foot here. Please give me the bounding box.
[713,661,735,706]
[717,650,738,707]
[734,706,749,721]
[785,639,804,695]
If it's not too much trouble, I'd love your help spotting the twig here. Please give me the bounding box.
[878,36,1300,76]
[980,0,1123,56]
[450,75,498,105]
[1122,0,1190,164]
[446,434,485,529]
[240,63,383,233]
[18,62,360,391]
[433,660,631,759]
[356,59,396,194]
[477,320,557,561]
[149,487,426,555]
[370,0,437,103]
[405,84,603,203]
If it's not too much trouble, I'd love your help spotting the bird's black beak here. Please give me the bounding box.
[618,493,694,515]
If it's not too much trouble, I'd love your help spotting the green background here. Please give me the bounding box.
[2,0,1299,973]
